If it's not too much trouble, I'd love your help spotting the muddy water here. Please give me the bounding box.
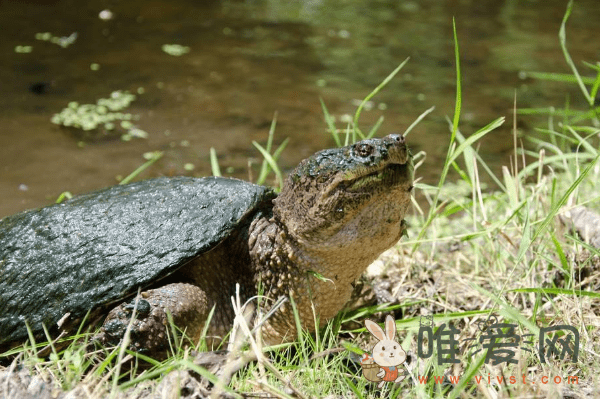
[0,0,598,217]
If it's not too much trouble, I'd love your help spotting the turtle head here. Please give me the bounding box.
[273,134,413,253]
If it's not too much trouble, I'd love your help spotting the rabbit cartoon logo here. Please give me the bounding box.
[361,315,407,388]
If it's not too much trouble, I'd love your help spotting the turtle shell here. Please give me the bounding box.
[0,176,275,345]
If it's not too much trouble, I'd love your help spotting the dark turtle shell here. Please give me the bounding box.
[0,176,275,345]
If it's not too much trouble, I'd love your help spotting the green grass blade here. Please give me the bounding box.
[343,376,364,399]
[517,151,596,180]
[447,117,505,166]
[365,115,384,139]
[503,166,518,209]
[583,61,600,72]
[517,107,578,116]
[353,57,410,137]
[403,105,435,138]
[516,153,600,263]
[590,68,600,102]
[510,287,600,298]
[256,138,289,186]
[522,71,597,85]
[470,283,540,336]
[451,18,462,142]
[55,191,73,204]
[551,231,570,275]
[515,200,531,261]
[448,352,486,399]
[344,123,351,146]
[346,310,490,333]
[565,126,598,155]
[256,113,277,183]
[412,22,463,250]
[120,151,163,185]
[320,97,341,147]
[559,0,593,105]
[272,138,290,161]
[413,116,504,250]
[252,141,285,190]
[209,147,221,177]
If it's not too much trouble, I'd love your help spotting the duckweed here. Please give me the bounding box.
[51,90,148,141]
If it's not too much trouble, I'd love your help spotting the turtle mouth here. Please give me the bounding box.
[345,162,409,192]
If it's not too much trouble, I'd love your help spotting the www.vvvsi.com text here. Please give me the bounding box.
[417,374,579,385]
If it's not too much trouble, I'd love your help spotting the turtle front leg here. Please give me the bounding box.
[98,282,209,357]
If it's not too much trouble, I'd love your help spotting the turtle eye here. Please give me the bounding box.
[354,143,374,157]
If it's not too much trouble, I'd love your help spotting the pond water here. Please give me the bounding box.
[1,0,599,217]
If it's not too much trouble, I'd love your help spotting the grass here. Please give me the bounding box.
[2,2,600,397]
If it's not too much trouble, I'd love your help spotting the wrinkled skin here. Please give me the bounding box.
[2,134,413,357]
[260,133,413,340]
[101,134,413,354]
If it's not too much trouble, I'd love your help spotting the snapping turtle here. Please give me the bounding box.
[0,134,413,356]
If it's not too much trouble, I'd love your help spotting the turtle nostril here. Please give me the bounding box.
[388,134,405,144]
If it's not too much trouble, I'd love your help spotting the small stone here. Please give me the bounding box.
[99,9,113,20]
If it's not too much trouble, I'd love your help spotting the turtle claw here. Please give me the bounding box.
[98,283,209,357]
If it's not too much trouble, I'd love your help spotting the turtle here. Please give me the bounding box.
[0,134,413,357]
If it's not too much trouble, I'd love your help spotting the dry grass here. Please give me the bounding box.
[2,3,600,397]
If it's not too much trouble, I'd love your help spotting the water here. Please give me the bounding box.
[1,0,598,217]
